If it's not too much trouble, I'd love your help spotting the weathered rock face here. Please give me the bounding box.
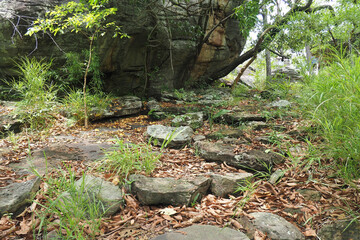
[71,175,124,217]
[147,125,193,148]
[0,177,41,217]
[0,0,245,97]
[238,212,305,240]
[195,141,284,171]
[210,172,253,197]
[129,174,210,206]
[318,220,360,240]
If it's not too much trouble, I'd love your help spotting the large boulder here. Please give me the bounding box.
[0,0,246,96]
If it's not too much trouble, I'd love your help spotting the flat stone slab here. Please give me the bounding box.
[11,142,111,175]
[318,220,360,240]
[147,125,193,148]
[0,177,40,216]
[171,112,204,129]
[296,189,321,201]
[247,121,269,131]
[206,128,248,141]
[129,174,210,206]
[195,141,283,171]
[91,96,142,120]
[238,212,305,240]
[147,99,162,111]
[151,225,250,240]
[221,112,266,125]
[268,100,291,108]
[210,172,253,197]
[64,175,123,217]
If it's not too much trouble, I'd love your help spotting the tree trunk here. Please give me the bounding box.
[231,56,257,91]
[83,36,94,128]
[262,8,272,79]
[305,44,312,73]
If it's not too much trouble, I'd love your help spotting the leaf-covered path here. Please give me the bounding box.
[0,89,359,239]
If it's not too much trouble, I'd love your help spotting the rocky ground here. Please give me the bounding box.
[0,88,359,240]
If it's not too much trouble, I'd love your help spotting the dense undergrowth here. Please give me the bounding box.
[3,56,112,130]
[300,54,360,181]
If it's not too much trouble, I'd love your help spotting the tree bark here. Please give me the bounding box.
[83,35,94,128]
[305,43,312,73]
[231,56,256,91]
[262,7,272,79]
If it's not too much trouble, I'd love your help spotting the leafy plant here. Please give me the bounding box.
[8,57,58,130]
[58,51,103,93]
[235,176,259,210]
[301,52,360,180]
[26,0,129,128]
[232,84,250,98]
[32,167,104,239]
[61,89,112,124]
[94,138,161,181]
[206,108,231,130]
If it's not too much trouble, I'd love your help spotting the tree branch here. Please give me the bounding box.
[209,0,334,81]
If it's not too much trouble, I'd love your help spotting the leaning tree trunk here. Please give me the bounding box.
[83,35,94,128]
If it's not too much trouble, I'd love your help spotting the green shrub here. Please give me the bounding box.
[94,138,160,181]
[58,51,103,93]
[33,168,103,239]
[301,54,360,180]
[232,84,250,97]
[61,90,111,124]
[9,57,58,130]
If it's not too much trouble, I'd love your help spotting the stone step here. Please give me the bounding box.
[129,174,210,206]
[238,212,305,240]
[195,141,284,171]
[0,177,40,217]
[146,125,193,148]
[218,112,266,125]
[151,225,250,240]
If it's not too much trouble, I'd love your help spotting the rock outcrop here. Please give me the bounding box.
[0,0,246,96]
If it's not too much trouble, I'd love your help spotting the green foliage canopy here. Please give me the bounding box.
[26,0,127,39]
